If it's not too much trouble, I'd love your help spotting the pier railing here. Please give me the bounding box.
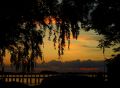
[0,72,107,86]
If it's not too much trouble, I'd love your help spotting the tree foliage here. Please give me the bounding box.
[0,0,120,72]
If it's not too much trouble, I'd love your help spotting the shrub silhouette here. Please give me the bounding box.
[106,54,120,87]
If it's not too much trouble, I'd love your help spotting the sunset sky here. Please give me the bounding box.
[4,29,114,65]
[39,29,113,62]
[3,23,114,65]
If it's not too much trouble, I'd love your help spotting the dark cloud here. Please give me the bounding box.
[82,35,101,41]
[82,45,97,48]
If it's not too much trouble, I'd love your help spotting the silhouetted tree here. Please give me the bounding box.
[0,0,120,72]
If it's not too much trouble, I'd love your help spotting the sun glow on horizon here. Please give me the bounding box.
[3,27,113,65]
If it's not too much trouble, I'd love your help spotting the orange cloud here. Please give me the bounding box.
[44,16,57,25]
[80,67,98,71]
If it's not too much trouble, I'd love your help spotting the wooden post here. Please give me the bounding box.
[35,74,37,85]
[8,75,9,82]
[19,75,21,83]
[38,74,40,84]
[40,78,42,84]
[26,75,28,85]
[14,75,16,82]
[11,75,13,82]
[22,74,24,83]
[30,74,32,84]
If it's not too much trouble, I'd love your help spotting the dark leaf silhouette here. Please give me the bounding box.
[0,0,120,72]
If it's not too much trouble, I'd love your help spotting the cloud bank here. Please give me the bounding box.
[34,60,106,73]
[2,60,106,73]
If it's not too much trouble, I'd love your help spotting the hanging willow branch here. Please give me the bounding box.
[0,0,120,72]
